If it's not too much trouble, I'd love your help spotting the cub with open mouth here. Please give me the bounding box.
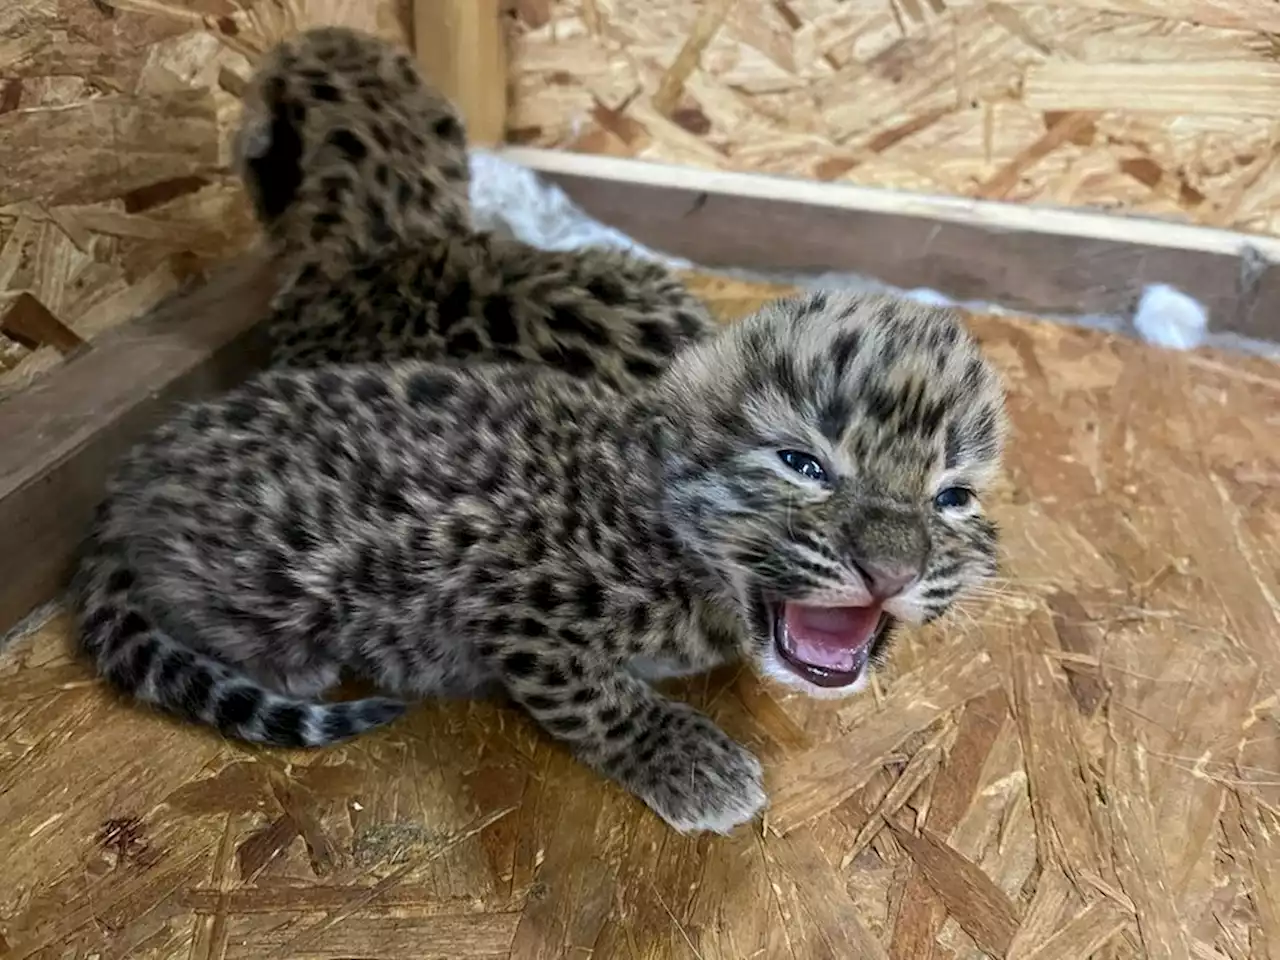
[76,290,1006,837]
[665,295,1007,708]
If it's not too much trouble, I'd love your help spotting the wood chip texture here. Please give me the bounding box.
[0,0,407,398]
[510,1,1280,238]
[0,274,1276,958]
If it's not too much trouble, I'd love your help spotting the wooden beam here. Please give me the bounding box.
[499,148,1280,343]
[413,0,508,147]
[0,256,280,635]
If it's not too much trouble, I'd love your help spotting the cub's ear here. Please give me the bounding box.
[237,115,273,161]
[234,81,305,226]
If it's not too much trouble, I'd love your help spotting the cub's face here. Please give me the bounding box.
[663,292,1006,698]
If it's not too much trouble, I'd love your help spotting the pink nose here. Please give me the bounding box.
[853,560,919,599]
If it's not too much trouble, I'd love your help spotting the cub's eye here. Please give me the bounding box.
[778,449,828,483]
[934,486,974,510]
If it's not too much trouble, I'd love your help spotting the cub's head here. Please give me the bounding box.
[235,26,470,263]
[660,292,1007,698]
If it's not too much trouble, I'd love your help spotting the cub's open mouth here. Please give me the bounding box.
[771,601,891,688]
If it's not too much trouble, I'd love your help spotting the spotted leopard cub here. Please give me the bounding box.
[236,26,712,386]
[73,292,1006,835]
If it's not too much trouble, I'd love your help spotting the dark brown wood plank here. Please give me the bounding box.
[505,149,1280,342]
[0,255,280,636]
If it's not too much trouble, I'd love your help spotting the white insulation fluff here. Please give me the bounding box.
[468,150,689,267]
[1131,283,1209,350]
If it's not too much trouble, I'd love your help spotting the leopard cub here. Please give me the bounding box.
[73,292,1006,835]
[236,26,712,387]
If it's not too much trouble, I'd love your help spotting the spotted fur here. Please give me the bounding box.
[235,26,713,386]
[73,292,1007,834]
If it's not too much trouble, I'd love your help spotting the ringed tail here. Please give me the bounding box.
[82,603,405,748]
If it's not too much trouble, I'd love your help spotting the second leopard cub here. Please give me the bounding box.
[74,292,1006,835]
[236,26,712,385]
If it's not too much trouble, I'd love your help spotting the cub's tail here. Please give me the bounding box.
[79,590,405,749]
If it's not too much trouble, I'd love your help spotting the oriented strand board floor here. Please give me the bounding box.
[1,275,1278,960]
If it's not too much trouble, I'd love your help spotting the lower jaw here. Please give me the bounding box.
[771,610,893,690]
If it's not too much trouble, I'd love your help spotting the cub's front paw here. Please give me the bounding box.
[615,705,766,835]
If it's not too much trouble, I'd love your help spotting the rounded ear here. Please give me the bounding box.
[237,115,273,161]
[234,87,305,226]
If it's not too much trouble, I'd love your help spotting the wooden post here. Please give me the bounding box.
[413,0,508,147]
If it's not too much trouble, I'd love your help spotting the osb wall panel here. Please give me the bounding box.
[510,1,1280,237]
[0,0,408,398]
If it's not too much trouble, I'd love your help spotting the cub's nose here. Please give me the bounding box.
[851,558,920,599]
[843,501,930,598]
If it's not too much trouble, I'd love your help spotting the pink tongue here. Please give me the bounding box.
[782,603,882,673]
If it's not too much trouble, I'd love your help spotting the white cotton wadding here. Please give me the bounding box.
[1131,283,1209,350]
[902,287,956,307]
[466,149,690,268]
